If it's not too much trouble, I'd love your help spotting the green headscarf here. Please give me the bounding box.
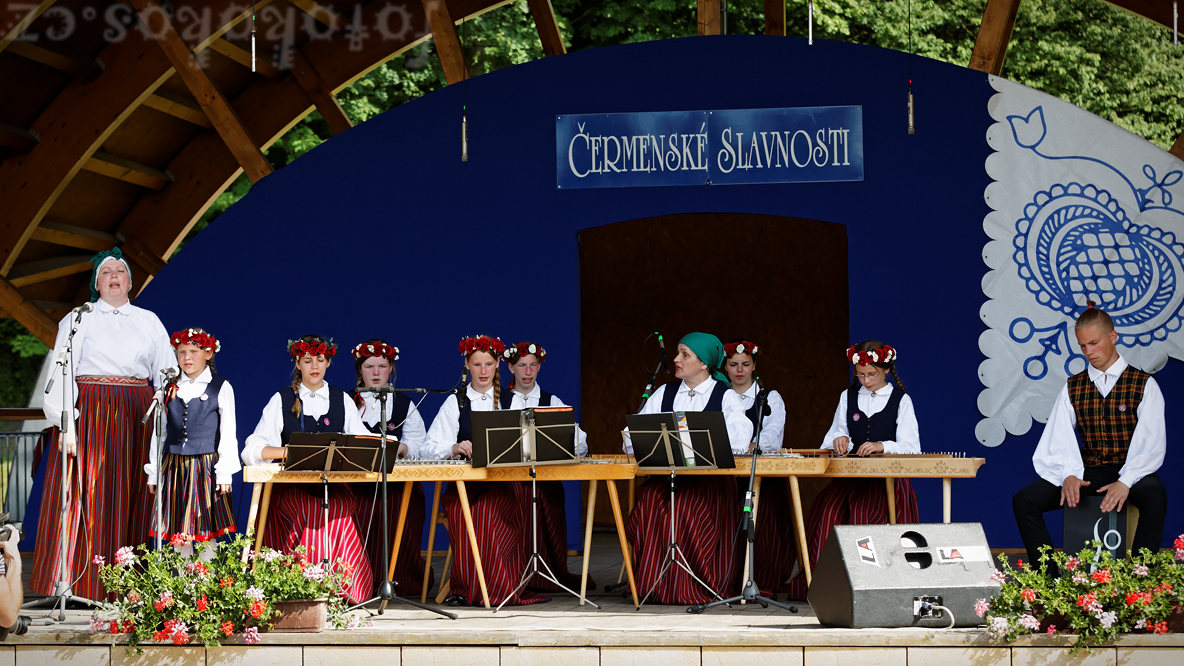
[679,332,729,384]
[88,247,132,302]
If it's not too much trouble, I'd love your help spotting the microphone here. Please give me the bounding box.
[657,331,669,371]
[72,302,93,322]
[161,366,180,382]
[457,370,467,409]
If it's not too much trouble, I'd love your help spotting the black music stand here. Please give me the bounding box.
[471,408,597,610]
[626,411,735,608]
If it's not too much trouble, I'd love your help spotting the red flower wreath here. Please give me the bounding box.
[724,340,760,357]
[846,344,897,365]
[288,338,337,359]
[503,341,546,364]
[352,341,399,361]
[459,334,505,357]
[170,328,220,352]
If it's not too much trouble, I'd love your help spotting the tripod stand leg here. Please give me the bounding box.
[454,481,491,609]
[606,479,639,608]
[579,480,598,605]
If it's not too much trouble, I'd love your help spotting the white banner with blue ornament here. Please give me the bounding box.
[978,76,1184,447]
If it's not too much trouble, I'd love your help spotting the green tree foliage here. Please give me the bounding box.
[0,319,48,408]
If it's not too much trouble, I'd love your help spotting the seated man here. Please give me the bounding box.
[1012,302,1167,573]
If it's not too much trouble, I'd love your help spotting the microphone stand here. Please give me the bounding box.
[688,388,797,615]
[27,309,97,620]
[350,385,456,620]
[637,332,669,411]
[142,369,176,552]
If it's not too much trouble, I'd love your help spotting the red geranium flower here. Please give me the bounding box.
[153,630,168,642]
[196,595,209,611]
[1021,588,1037,602]
[108,621,119,634]
[221,620,235,636]
[171,630,190,645]
[122,620,135,634]
[219,576,234,588]
[1091,568,1112,584]
[248,599,267,619]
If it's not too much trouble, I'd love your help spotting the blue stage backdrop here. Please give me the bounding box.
[125,35,1180,550]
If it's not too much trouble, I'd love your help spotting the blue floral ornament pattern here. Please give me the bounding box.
[1012,182,1184,346]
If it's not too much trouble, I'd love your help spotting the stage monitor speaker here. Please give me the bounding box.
[807,523,1001,628]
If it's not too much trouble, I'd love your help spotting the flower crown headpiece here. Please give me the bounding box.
[288,338,337,359]
[352,341,399,361]
[724,340,760,357]
[503,342,546,364]
[846,344,897,365]
[171,328,220,353]
[459,335,505,357]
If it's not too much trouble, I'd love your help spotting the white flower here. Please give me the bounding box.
[114,546,136,566]
[752,345,760,355]
[1098,611,1117,629]
[736,343,746,354]
[1018,614,1040,631]
[261,549,282,562]
[1133,564,1150,577]
[987,616,1011,639]
[869,351,879,362]
[989,569,1006,583]
[245,586,265,601]
[303,563,327,582]
[974,598,990,617]
[528,344,537,354]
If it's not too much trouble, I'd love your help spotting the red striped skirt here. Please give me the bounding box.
[785,478,918,599]
[625,476,739,605]
[751,477,794,593]
[352,482,434,597]
[150,452,236,542]
[262,484,375,604]
[31,376,154,599]
[517,480,582,592]
[440,482,547,606]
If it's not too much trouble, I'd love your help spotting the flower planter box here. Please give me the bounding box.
[268,599,328,633]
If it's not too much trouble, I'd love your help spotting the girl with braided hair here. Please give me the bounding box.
[423,335,544,606]
[240,334,374,603]
[785,339,921,600]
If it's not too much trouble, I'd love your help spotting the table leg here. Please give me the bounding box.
[242,482,263,563]
[606,479,639,609]
[422,481,443,604]
[740,476,763,602]
[253,482,274,567]
[455,480,490,609]
[885,478,897,525]
[580,480,599,605]
[387,480,414,581]
[788,475,811,587]
[942,478,951,523]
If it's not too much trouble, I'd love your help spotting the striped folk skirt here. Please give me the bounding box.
[440,482,547,606]
[751,477,795,594]
[625,476,740,605]
[352,482,434,597]
[262,484,375,604]
[785,478,919,600]
[150,452,235,542]
[30,376,154,600]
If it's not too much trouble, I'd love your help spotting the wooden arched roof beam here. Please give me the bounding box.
[0,1,55,53]
[0,0,258,278]
[117,0,512,292]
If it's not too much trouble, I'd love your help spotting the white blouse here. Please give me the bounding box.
[42,299,172,422]
[1032,356,1165,489]
[504,384,589,456]
[422,385,498,460]
[729,383,787,452]
[356,392,428,457]
[240,383,369,466]
[821,384,921,454]
[144,367,241,485]
[624,378,754,455]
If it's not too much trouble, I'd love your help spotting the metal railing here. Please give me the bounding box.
[0,430,42,524]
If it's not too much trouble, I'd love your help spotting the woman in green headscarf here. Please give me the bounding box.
[624,332,753,605]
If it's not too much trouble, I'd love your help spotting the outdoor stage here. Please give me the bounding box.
[9,534,1184,665]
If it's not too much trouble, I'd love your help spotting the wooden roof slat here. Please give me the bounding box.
[423,0,471,85]
[0,275,57,345]
[764,0,786,36]
[0,0,256,277]
[0,0,55,54]
[0,122,38,154]
[115,234,167,278]
[287,0,342,30]
[969,0,1021,75]
[30,221,119,252]
[1103,1,1179,30]
[83,151,173,190]
[8,254,94,288]
[698,0,722,36]
[288,46,353,135]
[130,0,274,184]
[5,39,104,78]
[1171,131,1184,161]
[143,90,213,128]
[209,36,282,79]
[527,0,566,57]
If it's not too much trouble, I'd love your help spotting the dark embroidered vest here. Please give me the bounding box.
[353,391,412,440]
[1067,365,1149,466]
[279,386,347,443]
[499,389,554,410]
[742,387,772,431]
[846,384,904,446]
[163,375,225,456]
[660,380,727,412]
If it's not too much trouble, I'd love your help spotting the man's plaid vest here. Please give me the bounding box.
[1067,364,1150,466]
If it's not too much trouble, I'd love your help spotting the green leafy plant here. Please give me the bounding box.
[980,534,1184,651]
[90,532,358,651]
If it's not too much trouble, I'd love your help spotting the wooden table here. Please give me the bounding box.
[243,458,640,610]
